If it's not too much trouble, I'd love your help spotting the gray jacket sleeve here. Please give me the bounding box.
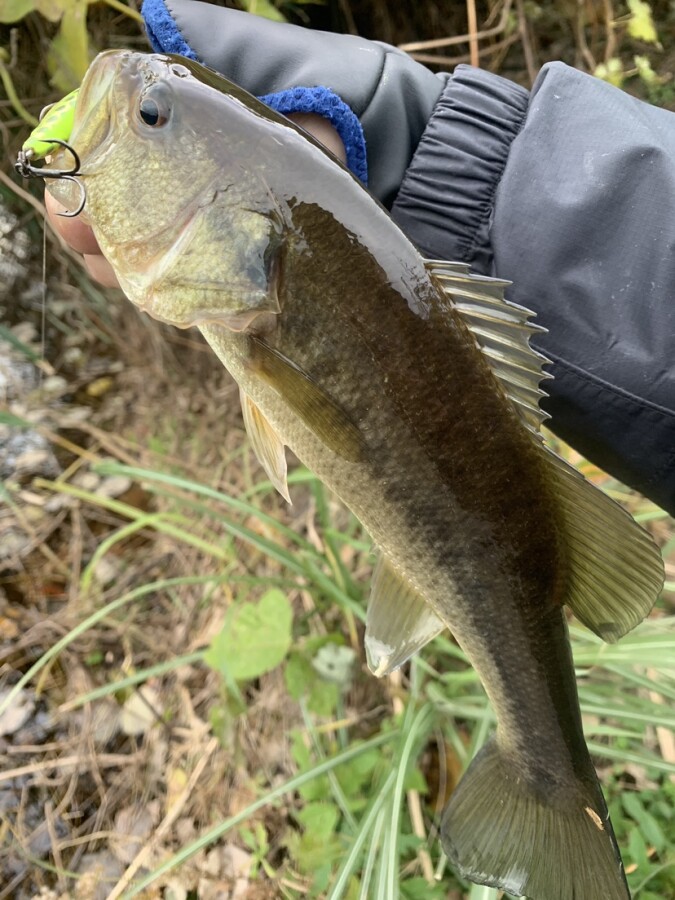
[393,64,675,515]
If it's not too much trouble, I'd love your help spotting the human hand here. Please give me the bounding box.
[46,112,347,289]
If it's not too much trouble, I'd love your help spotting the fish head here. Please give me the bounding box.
[46,50,303,330]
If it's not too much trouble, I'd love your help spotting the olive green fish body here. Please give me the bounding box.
[202,202,581,771]
[42,51,664,900]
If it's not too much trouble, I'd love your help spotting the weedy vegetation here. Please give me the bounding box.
[1,1,674,897]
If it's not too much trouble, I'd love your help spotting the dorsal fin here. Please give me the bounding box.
[426,260,664,642]
[426,260,552,433]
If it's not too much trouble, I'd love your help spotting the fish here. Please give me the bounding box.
[37,50,664,899]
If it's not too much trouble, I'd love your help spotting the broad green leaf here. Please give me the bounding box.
[286,801,342,881]
[307,679,339,717]
[47,0,91,92]
[0,0,36,23]
[628,828,650,870]
[627,0,658,44]
[334,748,380,802]
[204,589,292,681]
[296,800,340,840]
[285,653,313,701]
[35,0,65,21]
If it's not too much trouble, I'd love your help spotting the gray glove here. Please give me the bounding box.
[142,0,447,206]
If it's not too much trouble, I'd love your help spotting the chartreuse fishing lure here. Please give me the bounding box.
[23,88,79,160]
[15,88,85,217]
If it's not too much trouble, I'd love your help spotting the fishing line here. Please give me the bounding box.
[41,216,47,386]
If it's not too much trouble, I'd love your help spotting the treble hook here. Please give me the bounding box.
[15,138,87,218]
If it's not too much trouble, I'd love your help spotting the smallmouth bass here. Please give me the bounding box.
[39,51,664,899]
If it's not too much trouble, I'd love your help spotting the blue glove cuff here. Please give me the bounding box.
[259,87,367,185]
[142,0,368,184]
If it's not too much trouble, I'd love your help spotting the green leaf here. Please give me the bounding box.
[594,57,624,88]
[627,0,658,44]
[634,54,658,85]
[334,748,380,801]
[47,0,91,92]
[286,801,343,880]
[628,828,650,871]
[0,0,36,23]
[204,589,292,681]
[35,0,67,22]
[0,322,43,364]
[307,679,339,717]
[401,877,448,899]
[296,800,340,840]
[284,652,313,701]
[0,411,33,429]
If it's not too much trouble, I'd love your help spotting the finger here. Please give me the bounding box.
[287,113,346,164]
[45,190,101,255]
[83,253,120,288]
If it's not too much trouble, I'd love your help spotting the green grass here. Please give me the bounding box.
[3,459,674,898]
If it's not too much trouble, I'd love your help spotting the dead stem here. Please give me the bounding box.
[400,0,512,51]
[0,753,140,785]
[107,737,219,899]
[515,0,537,84]
[466,0,480,67]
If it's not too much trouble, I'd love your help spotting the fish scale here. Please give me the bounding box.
[34,50,664,899]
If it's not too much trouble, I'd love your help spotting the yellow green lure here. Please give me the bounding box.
[16,87,85,217]
[22,88,79,160]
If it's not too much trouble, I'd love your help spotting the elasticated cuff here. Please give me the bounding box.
[391,65,529,273]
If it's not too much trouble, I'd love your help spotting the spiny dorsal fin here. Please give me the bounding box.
[365,553,445,676]
[426,260,551,433]
[240,388,291,503]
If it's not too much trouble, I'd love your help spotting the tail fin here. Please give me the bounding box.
[441,737,630,900]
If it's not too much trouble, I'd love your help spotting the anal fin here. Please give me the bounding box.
[365,554,445,676]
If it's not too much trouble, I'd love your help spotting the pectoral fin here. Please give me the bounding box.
[240,389,290,503]
[365,554,445,677]
[249,336,367,463]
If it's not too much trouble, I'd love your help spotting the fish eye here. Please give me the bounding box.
[138,94,170,128]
